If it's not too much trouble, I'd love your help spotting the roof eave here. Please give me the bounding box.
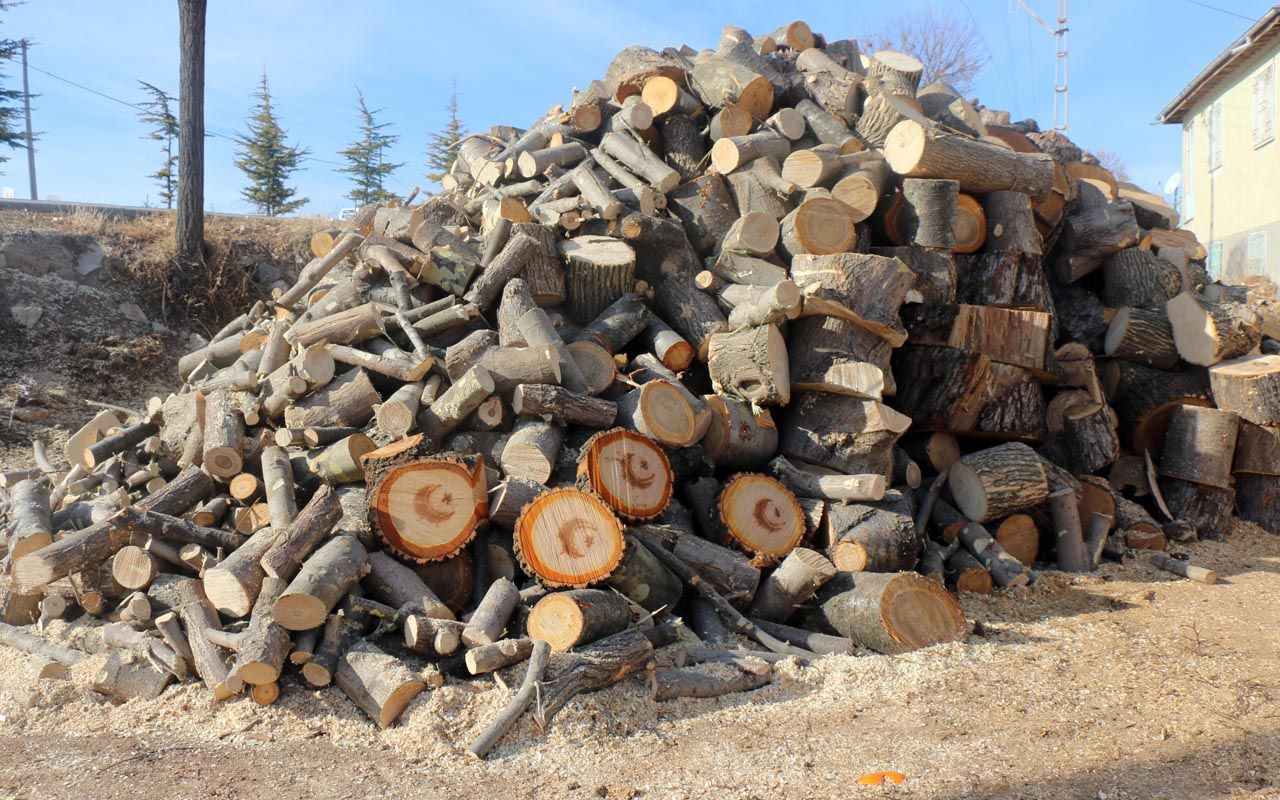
[1158,6,1280,124]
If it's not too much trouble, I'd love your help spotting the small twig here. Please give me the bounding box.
[84,399,144,421]
[468,640,552,760]
[915,467,949,535]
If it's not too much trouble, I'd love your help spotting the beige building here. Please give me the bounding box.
[1160,7,1280,283]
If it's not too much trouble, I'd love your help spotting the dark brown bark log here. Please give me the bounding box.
[1208,354,1280,426]
[809,571,966,655]
[1158,405,1239,490]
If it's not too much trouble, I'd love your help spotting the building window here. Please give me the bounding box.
[1255,62,1275,148]
[1208,101,1224,170]
[1248,231,1268,275]
[1208,241,1223,279]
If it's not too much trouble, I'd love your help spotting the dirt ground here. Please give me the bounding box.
[1,215,1278,799]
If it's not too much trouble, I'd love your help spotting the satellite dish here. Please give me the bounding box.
[1163,172,1182,195]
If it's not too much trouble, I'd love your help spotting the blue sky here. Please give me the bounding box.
[1,0,1269,217]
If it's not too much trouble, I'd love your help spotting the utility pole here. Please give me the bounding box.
[175,0,206,265]
[1015,0,1070,132]
[20,39,36,200]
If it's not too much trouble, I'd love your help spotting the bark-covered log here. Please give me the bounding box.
[513,488,626,588]
[1234,421,1280,475]
[1103,360,1212,455]
[884,120,1057,198]
[809,571,966,655]
[779,393,911,477]
[273,535,369,631]
[1158,405,1239,490]
[366,450,488,563]
[653,274,730,360]
[576,428,673,521]
[527,589,632,651]
[1208,354,1280,426]
[748,547,837,622]
[707,324,791,406]
[1167,293,1263,367]
[822,490,921,572]
[949,443,1050,523]
[1158,477,1234,538]
[716,473,806,565]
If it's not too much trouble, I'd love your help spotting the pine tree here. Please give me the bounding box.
[0,5,28,171]
[338,88,402,205]
[425,80,465,186]
[137,81,178,209]
[233,72,308,216]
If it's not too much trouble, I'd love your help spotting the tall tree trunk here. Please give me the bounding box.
[176,0,206,265]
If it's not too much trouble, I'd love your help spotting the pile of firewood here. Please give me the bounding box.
[2,19,1278,753]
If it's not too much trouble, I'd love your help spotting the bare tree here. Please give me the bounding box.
[1091,150,1131,183]
[176,0,205,265]
[864,9,987,94]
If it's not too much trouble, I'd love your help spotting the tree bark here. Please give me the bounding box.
[809,571,966,655]
[175,0,206,266]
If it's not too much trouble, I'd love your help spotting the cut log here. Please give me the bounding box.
[823,490,921,573]
[769,456,886,502]
[1102,360,1212,455]
[1103,307,1180,370]
[366,452,488,563]
[711,131,791,174]
[467,639,550,759]
[500,419,565,483]
[809,571,966,655]
[1158,405,1239,490]
[335,640,424,728]
[631,523,761,603]
[896,178,959,250]
[1102,248,1182,309]
[303,609,368,687]
[981,190,1042,255]
[576,428,673,521]
[792,253,913,345]
[513,487,626,588]
[778,197,857,259]
[8,479,52,562]
[1159,477,1234,538]
[748,547,836,622]
[229,575,291,685]
[419,366,496,442]
[1058,402,1121,474]
[884,120,1056,199]
[462,577,520,647]
[527,589,632,651]
[702,395,778,468]
[1054,201,1143,283]
[403,615,460,656]
[1048,487,1090,573]
[577,292,650,354]
[716,473,805,565]
[787,315,891,399]
[905,304,1050,373]
[513,383,617,428]
[1234,421,1280,475]
[956,250,1051,311]
[949,442,1050,523]
[533,627,658,728]
[1208,354,1280,426]
[1147,552,1217,584]
[688,57,774,120]
[605,533,685,613]
[364,550,453,621]
[559,236,637,323]
[993,513,1039,566]
[945,548,993,594]
[831,158,891,223]
[927,499,1033,588]
[148,575,238,699]
[604,45,687,102]
[707,324,791,406]
[201,391,243,479]
[1236,473,1280,533]
[642,317,696,372]
[514,306,590,395]
[283,368,380,430]
[951,193,987,254]
[668,174,739,257]
[273,535,369,631]
[290,434,376,489]
[779,393,911,476]
[1167,293,1262,367]
[289,302,385,347]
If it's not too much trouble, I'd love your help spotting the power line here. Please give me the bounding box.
[1182,0,1256,21]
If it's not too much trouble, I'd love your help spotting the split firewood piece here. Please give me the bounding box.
[916,80,986,136]
[527,589,632,652]
[905,304,1051,372]
[365,550,454,621]
[749,547,837,622]
[1102,360,1212,455]
[513,383,618,428]
[461,577,521,647]
[1159,405,1239,491]
[576,428,673,522]
[980,190,1042,255]
[335,640,425,729]
[1159,477,1234,538]
[1103,307,1180,370]
[809,571,966,655]
[688,56,774,120]
[1147,552,1217,585]
[884,119,1057,199]
[792,252,913,345]
[283,367,380,430]
[467,639,551,760]
[949,443,1050,523]
[366,451,488,563]
[723,281,802,329]
[513,487,626,588]
[273,535,369,631]
[779,393,911,477]
[8,479,52,562]
[228,575,291,686]
[148,574,239,699]
[769,456,886,502]
[716,473,806,565]
[258,483,343,582]
[403,615,461,656]
[1234,420,1280,475]
[822,490,921,572]
[945,549,993,594]
[706,324,791,406]
[1208,354,1280,426]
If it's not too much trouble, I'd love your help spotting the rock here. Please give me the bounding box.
[76,246,105,277]
[253,263,283,285]
[10,304,42,328]
[119,302,148,323]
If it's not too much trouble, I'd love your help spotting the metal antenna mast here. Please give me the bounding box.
[1015,0,1070,132]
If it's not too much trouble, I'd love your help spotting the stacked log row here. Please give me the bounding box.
[1,18,1273,749]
